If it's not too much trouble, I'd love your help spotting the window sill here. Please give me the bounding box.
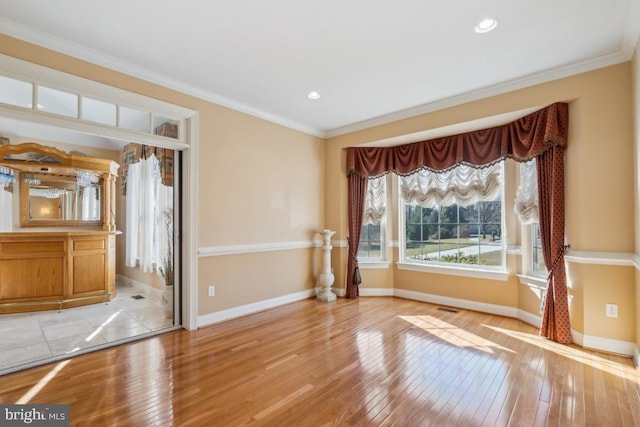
[358,261,390,270]
[396,262,509,281]
[517,274,547,289]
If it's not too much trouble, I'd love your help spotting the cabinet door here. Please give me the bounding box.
[0,240,65,300]
[71,237,107,295]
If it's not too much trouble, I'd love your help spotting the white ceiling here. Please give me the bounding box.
[0,0,639,139]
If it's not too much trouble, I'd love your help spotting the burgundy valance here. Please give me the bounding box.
[347,102,568,176]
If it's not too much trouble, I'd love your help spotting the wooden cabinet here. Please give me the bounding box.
[0,231,117,313]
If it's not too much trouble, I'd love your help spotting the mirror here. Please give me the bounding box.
[27,179,101,221]
[21,174,103,227]
[0,142,119,231]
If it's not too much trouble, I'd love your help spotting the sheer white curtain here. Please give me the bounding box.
[363,176,386,225]
[0,188,12,232]
[125,155,173,273]
[125,161,140,267]
[399,162,502,207]
[514,159,538,224]
[80,186,99,221]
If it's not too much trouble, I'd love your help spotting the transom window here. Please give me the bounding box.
[0,73,183,142]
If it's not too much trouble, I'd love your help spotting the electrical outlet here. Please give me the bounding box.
[208,285,215,297]
[605,303,618,318]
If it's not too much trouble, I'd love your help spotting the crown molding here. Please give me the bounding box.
[622,0,640,56]
[0,18,326,139]
[2,9,638,141]
[326,50,632,138]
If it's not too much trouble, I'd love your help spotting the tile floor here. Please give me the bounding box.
[0,281,174,374]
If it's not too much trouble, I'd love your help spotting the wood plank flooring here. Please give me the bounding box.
[0,297,638,426]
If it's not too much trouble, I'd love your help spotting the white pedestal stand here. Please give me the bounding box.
[317,229,337,302]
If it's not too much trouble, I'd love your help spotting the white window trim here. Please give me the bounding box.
[397,164,507,276]
[358,261,391,269]
[517,274,548,289]
[397,261,509,281]
[520,221,547,280]
[0,53,191,149]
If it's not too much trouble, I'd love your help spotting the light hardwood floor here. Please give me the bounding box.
[0,297,638,426]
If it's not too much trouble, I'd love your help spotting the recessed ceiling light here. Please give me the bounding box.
[306,91,321,100]
[475,18,498,34]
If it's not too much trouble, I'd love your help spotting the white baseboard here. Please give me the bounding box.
[517,309,542,328]
[333,287,346,297]
[197,284,638,358]
[393,288,518,318]
[573,332,636,357]
[359,287,394,296]
[197,289,315,328]
[394,288,636,357]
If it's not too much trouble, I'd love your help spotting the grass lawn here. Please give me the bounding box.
[405,237,503,266]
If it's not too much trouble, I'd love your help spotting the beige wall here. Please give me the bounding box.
[0,34,326,317]
[326,63,636,344]
[1,32,637,350]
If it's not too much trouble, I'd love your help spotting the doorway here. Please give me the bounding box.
[0,55,198,374]
[0,127,185,374]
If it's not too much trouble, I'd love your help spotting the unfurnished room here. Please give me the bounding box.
[0,1,639,425]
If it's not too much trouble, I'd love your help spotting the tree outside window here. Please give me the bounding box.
[403,194,503,267]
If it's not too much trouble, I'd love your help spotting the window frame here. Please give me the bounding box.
[518,221,548,288]
[357,175,389,268]
[397,162,507,278]
[358,222,386,263]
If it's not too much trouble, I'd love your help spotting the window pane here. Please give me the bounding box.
[153,117,179,139]
[421,241,438,262]
[358,223,381,259]
[120,106,150,132]
[38,86,78,117]
[403,198,503,268]
[82,97,116,126]
[532,223,546,273]
[441,205,458,223]
[459,204,478,224]
[0,75,33,108]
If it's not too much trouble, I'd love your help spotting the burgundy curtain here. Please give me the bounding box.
[346,174,367,299]
[538,147,571,343]
[347,103,568,176]
[346,102,570,342]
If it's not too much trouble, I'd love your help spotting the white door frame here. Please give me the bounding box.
[0,54,200,330]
